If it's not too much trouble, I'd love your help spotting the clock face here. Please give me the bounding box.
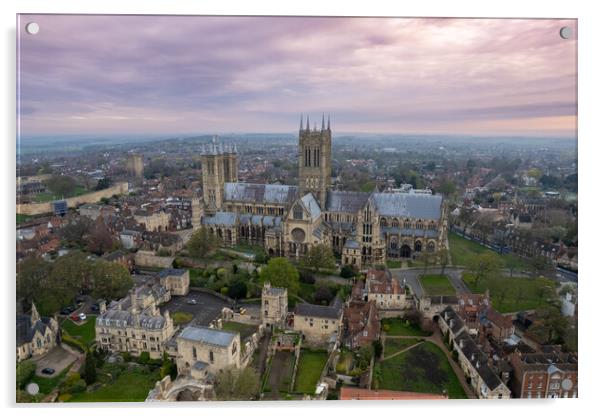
[561,379,573,390]
[291,227,306,243]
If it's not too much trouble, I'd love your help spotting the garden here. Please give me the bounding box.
[61,316,97,349]
[293,349,329,394]
[374,341,466,399]
[381,317,432,337]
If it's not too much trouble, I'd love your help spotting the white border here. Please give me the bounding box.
[2,1,599,416]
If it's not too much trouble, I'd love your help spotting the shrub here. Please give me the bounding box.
[58,393,72,402]
[138,351,150,364]
[69,379,87,394]
[382,324,391,332]
[340,265,355,279]
[299,269,315,284]
[16,360,36,388]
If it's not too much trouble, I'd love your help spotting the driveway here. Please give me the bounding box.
[161,291,231,326]
[33,345,79,377]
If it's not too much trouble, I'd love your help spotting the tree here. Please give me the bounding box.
[86,220,117,255]
[214,366,260,400]
[420,251,433,274]
[227,279,248,300]
[302,244,336,272]
[467,252,503,288]
[187,228,220,259]
[535,305,569,343]
[95,177,112,191]
[160,352,177,380]
[16,257,51,309]
[314,284,334,305]
[437,247,449,276]
[259,257,300,295]
[89,260,133,300]
[372,339,383,359]
[529,255,554,276]
[437,179,457,198]
[340,264,355,279]
[81,353,97,385]
[16,360,36,388]
[44,174,78,197]
[60,216,93,247]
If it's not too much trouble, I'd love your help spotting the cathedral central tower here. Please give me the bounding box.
[298,114,332,208]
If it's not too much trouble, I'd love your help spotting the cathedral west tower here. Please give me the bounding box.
[298,114,332,208]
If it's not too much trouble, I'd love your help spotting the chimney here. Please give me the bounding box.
[99,299,107,314]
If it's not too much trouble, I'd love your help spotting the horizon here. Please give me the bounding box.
[17,15,577,138]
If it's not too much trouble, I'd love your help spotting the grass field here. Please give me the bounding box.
[221,321,259,340]
[294,350,328,394]
[448,232,528,270]
[419,274,456,296]
[61,316,96,347]
[386,260,402,269]
[68,369,161,402]
[377,341,466,399]
[384,338,422,358]
[32,186,87,203]
[382,318,432,337]
[16,214,32,224]
[463,272,557,313]
[30,364,73,395]
[172,312,193,325]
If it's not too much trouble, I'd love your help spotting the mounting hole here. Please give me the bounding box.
[559,26,572,40]
[26,22,40,35]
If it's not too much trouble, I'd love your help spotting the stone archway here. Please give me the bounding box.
[400,244,411,258]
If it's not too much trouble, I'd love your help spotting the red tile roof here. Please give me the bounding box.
[339,387,447,400]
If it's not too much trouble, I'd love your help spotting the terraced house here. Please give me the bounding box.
[197,117,446,268]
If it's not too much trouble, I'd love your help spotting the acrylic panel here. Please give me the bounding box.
[16,14,577,403]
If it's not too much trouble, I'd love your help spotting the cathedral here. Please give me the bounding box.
[194,116,447,269]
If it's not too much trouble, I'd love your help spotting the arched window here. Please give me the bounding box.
[392,219,399,228]
[404,220,411,229]
[380,217,387,227]
[293,205,303,220]
[416,221,424,230]
[427,241,436,252]
[414,240,422,252]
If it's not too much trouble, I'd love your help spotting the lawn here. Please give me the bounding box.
[30,364,73,395]
[386,260,402,269]
[16,213,32,224]
[68,368,161,402]
[384,338,422,358]
[222,321,259,340]
[448,232,527,270]
[294,350,329,394]
[61,316,96,347]
[172,312,193,325]
[377,341,467,399]
[32,186,87,203]
[231,243,266,257]
[419,274,456,296]
[463,272,558,313]
[382,318,432,337]
[335,350,355,374]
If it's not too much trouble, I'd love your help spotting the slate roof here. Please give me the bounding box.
[370,192,443,220]
[344,239,360,249]
[300,193,322,221]
[380,227,439,239]
[96,308,168,330]
[202,211,238,226]
[440,305,466,336]
[455,332,505,391]
[178,325,237,347]
[224,182,299,205]
[295,302,342,319]
[156,268,188,278]
[16,315,53,346]
[325,191,371,213]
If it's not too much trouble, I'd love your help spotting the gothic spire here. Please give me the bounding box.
[306,116,310,131]
[300,114,303,131]
[321,113,325,131]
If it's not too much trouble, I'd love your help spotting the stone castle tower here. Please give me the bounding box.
[298,114,332,208]
[200,137,238,213]
[125,153,144,179]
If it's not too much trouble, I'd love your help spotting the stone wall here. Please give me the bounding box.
[16,182,129,216]
[134,250,175,268]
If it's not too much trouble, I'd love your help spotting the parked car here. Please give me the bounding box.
[61,305,76,315]
[186,299,197,305]
[79,313,87,321]
[91,304,100,312]
[70,313,80,322]
[41,368,55,375]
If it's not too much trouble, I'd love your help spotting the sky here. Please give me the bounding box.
[17,15,577,138]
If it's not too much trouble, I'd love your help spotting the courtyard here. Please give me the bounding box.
[419,274,456,296]
[161,291,231,326]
